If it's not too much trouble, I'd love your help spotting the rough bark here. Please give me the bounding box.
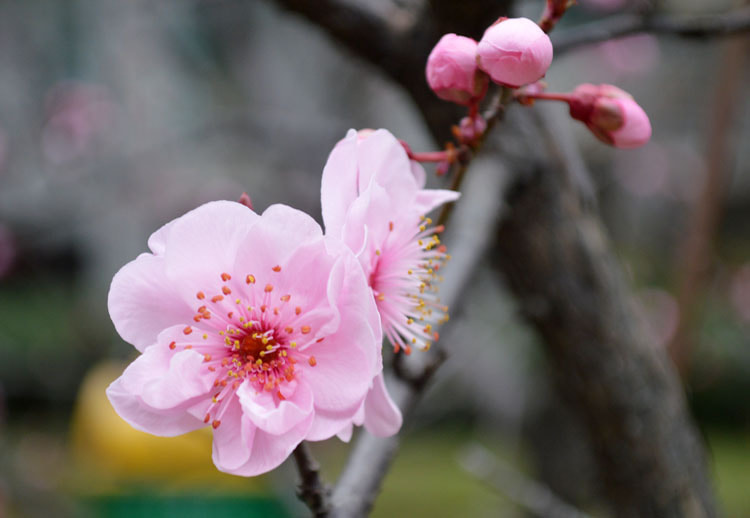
[488,108,716,517]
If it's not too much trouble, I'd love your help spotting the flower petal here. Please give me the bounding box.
[219,412,313,477]
[106,376,205,437]
[237,379,314,435]
[106,340,211,436]
[413,189,461,216]
[164,200,259,301]
[108,253,194,352]
[212,399,256,472]
[321,129,359,236]
[363,374,402,437]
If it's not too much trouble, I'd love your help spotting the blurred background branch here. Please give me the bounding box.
[553,5,750,53]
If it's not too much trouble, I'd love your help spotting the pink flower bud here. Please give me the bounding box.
[568,83,651,148]
[458,115,487,142]
[477,17,553,88]
[426,34,488,106]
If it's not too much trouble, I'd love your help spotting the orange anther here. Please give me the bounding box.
[183,326,193,335]
[264,284,273,293]
[193,315,202,322]
[301,326,311,334]
[246,274,256,284]
[221,272,232,281]
[222,286,232,295]
[260,305,267,312]
[204,414,211,423]
[277,391,286,400]
[285,326,294,333]
[203,354,212,362]
[169,341,176,350]
[197,291,206,300]
[280,294,291,302]
[389,221,394,231]
[316,337,324,343]
[272,265,281,272]
[212,420,221,429]
[404,345,412,355]
[295,306,301,315]
[211,295,224,303]
[227,312,234,319]
[308,356,317,367]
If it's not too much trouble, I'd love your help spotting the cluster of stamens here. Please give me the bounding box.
[167,266,322,429]
[372,215,451,355]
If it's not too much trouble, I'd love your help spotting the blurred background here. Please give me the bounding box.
[0,0,748,516]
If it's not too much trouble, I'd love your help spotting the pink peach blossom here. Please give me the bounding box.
[322,129,460,352]
[569,83,652,148]
[426,34,488,106]
[477,17,553,88]
[321,130,459,435]
[107,201,383,476]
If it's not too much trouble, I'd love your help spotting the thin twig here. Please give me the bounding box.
[292,442,331,517]
[553,6,750,54]
[668,31,750,375]
[459,442,592,518]
[436,86,513,227]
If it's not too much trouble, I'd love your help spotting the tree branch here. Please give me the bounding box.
[489,106,716,517]
[459,442,592,518]
[292,442,331,517]
[553,6,750,53]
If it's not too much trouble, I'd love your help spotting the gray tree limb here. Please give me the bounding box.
[553,6,750,54]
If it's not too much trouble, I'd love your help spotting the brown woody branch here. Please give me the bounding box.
[553,6,750,53]
[292,442,331,517]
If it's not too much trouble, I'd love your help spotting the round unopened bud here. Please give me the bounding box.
[426,34,489,106]
[569,83,651,149]
[477,17,553,88]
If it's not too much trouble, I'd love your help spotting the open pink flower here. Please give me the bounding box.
[321,129,459,434]
[106,201,382,476]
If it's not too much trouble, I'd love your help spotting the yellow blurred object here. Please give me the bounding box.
[70,361,268,493]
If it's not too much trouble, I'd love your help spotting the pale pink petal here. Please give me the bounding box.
[363,374,402,437]
[339,183,392,269]
[356,130,419,206]
[108,254,195,352]
[302,256,380,414]
[106,340,211,436]
[336,423,354,442]
[106,376,206,437]
[212,399,256,472]
[306,406,358,441]
[237,379,314,435]
[321,129,359,236]
[413,189,461,216]
[221,414,314,477]
[164,201,259,300]
[147,218,177,255]
[410,161,427,188]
